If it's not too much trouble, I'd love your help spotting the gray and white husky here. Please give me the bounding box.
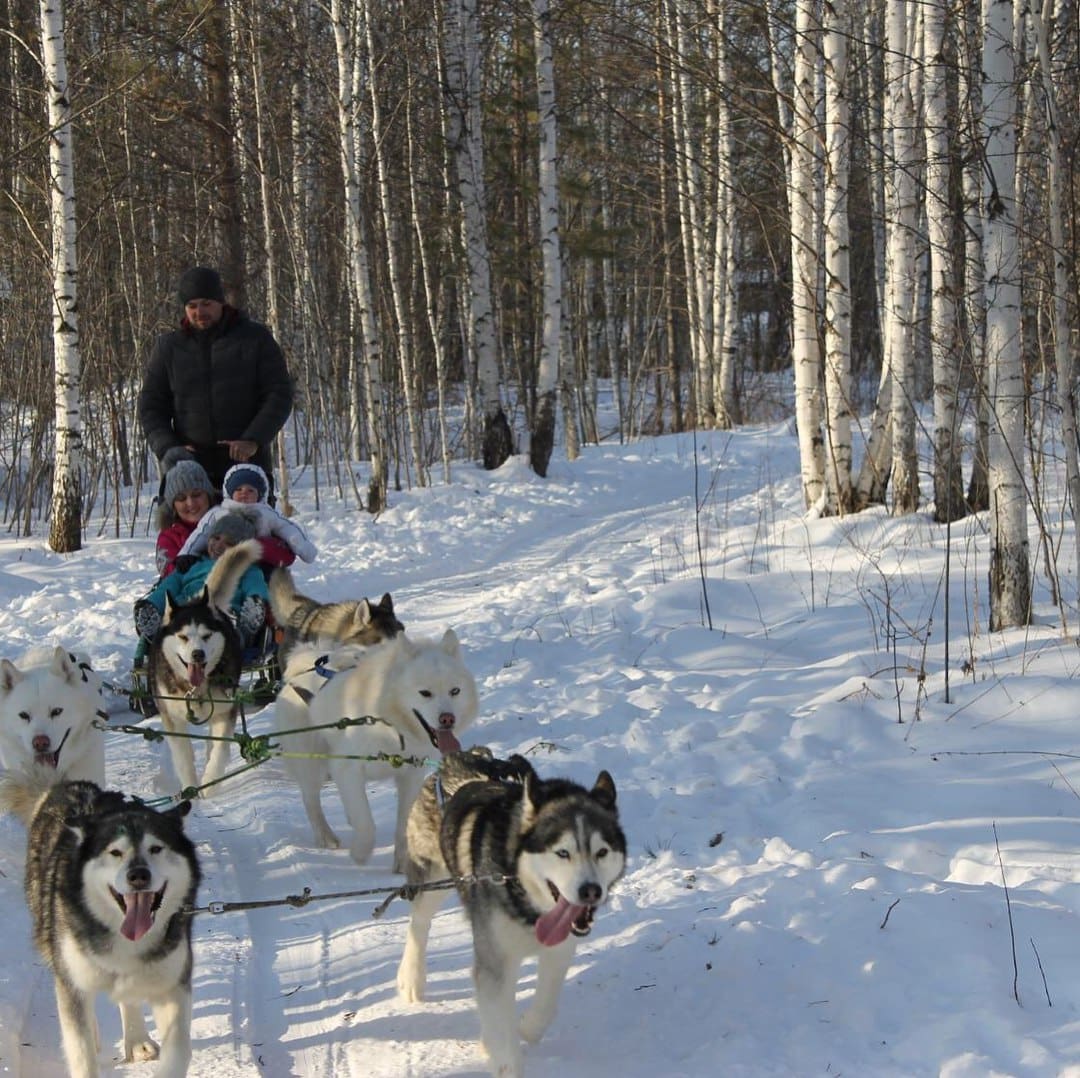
[149,538,261,795]
[275,628,478,871]
[396,748,627,1078]
[0,768,200,1078]
[0,645,106,785]
[267,566,404,668]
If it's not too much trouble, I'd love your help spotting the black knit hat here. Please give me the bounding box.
[208,511,258,545]
[177,266,225,306]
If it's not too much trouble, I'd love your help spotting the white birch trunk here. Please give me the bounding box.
[363,0,425,488]
[330,0,386,511]
[822,0,853,514]
[960,0,988,510]
[665,0,713,427]
[712,0,737,430]
[41,0,81,552]
[982,0,1030,629]
[442,0,512,469]
[924,0,965,523]
[790,0,825,509]
[530,0,561,477]
[884,0,919,514]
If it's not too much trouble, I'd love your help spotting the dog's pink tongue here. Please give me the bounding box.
[187,661,206,688]
[120,891,156,941]
[436,727,461,755]
[534,896,585,947]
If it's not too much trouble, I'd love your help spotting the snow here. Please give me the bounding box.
[3,421,1080,1076]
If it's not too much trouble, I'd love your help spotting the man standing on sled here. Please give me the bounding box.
[138,266,294,501]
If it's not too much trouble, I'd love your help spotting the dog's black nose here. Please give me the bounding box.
[190,649,206,664]
[578,881,602,905]
[127,862,152,890]
[438,712,456,728]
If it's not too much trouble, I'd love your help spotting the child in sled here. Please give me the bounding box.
[133,512,272,658]
[177,462,317,565]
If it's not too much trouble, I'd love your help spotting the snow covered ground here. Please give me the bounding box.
[2,421,1080,1076]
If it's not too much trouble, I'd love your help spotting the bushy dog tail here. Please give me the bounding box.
[205,538,263,614]
[267,566,314,630]
[0,765,57,824]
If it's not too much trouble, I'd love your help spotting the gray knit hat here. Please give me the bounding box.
[208,511,258,545]
[163,460,215,507]
[177,266,225,306]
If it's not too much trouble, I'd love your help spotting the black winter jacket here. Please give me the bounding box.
[137,307,293,487]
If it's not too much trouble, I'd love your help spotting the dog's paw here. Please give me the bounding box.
[487,1053,524,1078]
[519,1010,549,1044]
[124,1037,160,1063]
[314,827,341,849]
[396,975,426,1004]
[348,836,375,865]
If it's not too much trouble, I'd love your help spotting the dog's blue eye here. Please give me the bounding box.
[557,850,570,859]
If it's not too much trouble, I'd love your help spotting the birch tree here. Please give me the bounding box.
[883,0,920,515]
[442,0,513,471]
[330,0,387,511]
[982,0,1030,628]
[821,0,853,514]
[924,0,965,523]
[529,0,561,478]
[41,0,81,552]
[788,0,826,508]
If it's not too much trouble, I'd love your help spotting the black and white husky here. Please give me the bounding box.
[0,768,200,1078]
[149,538,261,795]
[396,748,627,1077]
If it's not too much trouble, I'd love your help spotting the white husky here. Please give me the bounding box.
[276,630,479,871]
[0,646,106,785]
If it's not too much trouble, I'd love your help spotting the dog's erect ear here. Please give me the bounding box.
[521,768,542,827]
[591,770,617,810]
[356,599,375,627]
[507,754,536,783]
[163,590,183,625]
[49,645,82,687]
[0,658,23,693]
[163,799,193,823]
[439,628,460,656]
[378,592,395,613]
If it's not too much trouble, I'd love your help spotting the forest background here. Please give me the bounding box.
[2,0,1075,632]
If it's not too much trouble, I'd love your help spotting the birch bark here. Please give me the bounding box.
[41,0,81,552]
[530,0,561,477]
[983,0,1031,628]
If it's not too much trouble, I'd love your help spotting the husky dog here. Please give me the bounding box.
[149,538,261,795]
[275,629,478,871]
[267,566,404,668]
[0,768,200,1078]
[397,749,627,1078]
[0,646,106,785]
